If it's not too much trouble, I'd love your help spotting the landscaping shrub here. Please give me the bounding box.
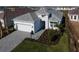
[48,29,61,44]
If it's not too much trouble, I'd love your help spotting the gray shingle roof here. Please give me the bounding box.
[68,8,79,14]
[35,8,48,15]
[35,7,63,21]
[13,12,38,23]
[13,7,63,23]
[48,8,63,20]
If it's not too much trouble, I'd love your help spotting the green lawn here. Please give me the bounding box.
[48,32,69,52]
[12,32,69,52]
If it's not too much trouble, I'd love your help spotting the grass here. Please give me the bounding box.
[12,32,69,52]
[12,38,48,52]
[48,32,69,52]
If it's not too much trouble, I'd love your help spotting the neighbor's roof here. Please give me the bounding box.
[35,7,63,19]
[13,12,38,23]
[68,8,79,15]
[48,8,63,20]
[35,7,48,15]
[5,7,35,20]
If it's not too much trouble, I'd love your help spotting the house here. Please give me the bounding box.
[0,7,34,29]
[0,7,63,33]
[13,7,63,33]
[68,8,79,22]
[68,8,79,51]
[4,7,35,28]
[13,12,44,33]
[0,10,4,28]
[35,7,63,30]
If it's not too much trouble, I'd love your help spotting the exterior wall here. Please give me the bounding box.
[37,15,49,29]
[49,21,59,30]
[37,14,61,30]
[34,18,43,33]
[68,14,79,22]
[14,21,34,33]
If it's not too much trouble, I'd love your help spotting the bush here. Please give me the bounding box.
[48,29,61,44]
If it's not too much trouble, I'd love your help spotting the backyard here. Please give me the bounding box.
[12,31,69,52]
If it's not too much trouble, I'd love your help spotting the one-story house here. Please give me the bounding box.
[13,12,44,33]
[35,7,63,30]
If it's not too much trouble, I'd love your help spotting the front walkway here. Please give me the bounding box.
[32,30,45,40]
[0,30,45,52]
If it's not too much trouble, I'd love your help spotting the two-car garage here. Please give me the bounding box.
[16,23,34,32]
[13,13,35,33]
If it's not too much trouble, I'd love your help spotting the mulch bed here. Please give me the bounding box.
[38,29,62,45]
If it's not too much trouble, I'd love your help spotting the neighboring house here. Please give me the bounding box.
[0,10,4,28]
[68,8,79,22]
[35,7,63,30]
[4,7,34,28]
[0,7,34,29]
[13,13,44,33]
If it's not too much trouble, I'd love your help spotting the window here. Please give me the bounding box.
[74,16,76,19]
[50,22,53,27]
[71,16,73,19]
[50,22,57,27]
[32,26,33,28]
[42,15,45,17]
[48,14,52,18]
[8,8,15,11]
[54,24,57,27]
[50,24,53,27]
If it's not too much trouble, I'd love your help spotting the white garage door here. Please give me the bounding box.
[17,23,33,32]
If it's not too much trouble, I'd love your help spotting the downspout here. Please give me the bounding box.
[48,16,49,29]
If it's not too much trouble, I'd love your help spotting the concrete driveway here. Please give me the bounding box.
[0,30,45,52]
[0,31,30,52]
